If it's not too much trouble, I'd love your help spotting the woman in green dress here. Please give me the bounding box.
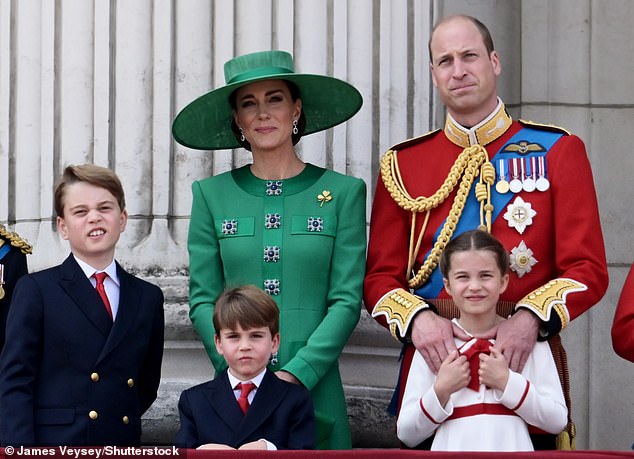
[172,50,366,449]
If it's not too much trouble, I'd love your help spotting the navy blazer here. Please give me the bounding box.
[174,369,314,449]
[0,254,164,446]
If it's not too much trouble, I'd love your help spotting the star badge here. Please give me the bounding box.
[510,241,538,278]
[504,196,536,234]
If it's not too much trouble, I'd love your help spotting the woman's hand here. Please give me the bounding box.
[275,370,301,385]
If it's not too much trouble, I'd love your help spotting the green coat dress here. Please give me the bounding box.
[187,163,366,449]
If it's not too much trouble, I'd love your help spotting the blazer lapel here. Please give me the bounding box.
[233,370,289,445]
[59,254,112,338]
[204,371,244,432]
[96,263,141,362]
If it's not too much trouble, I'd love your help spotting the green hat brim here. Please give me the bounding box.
[172,73,363,150]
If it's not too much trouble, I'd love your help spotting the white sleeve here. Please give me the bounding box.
[495,341,568,434]
[396,350,452,447]
[261,439,277,450]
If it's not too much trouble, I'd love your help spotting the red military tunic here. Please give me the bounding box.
[612,264,634,362]
[365,101,607,341]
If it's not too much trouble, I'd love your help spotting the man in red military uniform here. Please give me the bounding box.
[364,14,608,450]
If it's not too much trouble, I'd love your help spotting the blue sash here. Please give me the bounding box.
[0,243,10,261]
[413,127,563,299]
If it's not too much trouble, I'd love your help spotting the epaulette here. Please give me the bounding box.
[388,128,442,152]
[0,224,33,255]
[519,119,571,136]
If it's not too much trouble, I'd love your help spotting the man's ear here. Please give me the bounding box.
[430,63,439,88]
[490,50,502,76]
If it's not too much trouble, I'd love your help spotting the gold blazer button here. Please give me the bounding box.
[127,378,134,387]
[91,372,99,382]
[89,410,98,420]
[122,416,130,425]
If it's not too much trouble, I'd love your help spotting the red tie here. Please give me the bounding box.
[93,272,113,319]
[236,382,256,414]
[460,339,492,391]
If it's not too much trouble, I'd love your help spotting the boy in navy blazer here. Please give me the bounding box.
[174,285,314,450]
[0,164,164,446]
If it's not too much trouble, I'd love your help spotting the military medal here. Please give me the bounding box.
[0,263,5,300]
[509,158,523,193]
[503,196,536,234]
[495,159,510,194]
[522,157,536,192]
[536,155,550,191]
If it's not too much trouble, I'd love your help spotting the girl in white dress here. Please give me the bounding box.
[397,229,567,451]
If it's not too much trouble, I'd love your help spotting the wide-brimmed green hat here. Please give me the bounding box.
[172,50,363,150]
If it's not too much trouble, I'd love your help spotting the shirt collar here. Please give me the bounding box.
[452,318,496,347]
[444,98,512,148]
[227,367,267,390]
[75,256,119,287]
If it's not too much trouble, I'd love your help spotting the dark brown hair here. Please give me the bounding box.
[54,164,126,218]
[428,14,495,62]
[214,285,280,337]
[229,79,306,151]
[439,229,509,278]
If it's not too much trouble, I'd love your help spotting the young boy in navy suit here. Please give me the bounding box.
[174,285,314,450]
[0,164,164,446]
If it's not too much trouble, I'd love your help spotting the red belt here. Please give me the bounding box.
[447,403,517,421]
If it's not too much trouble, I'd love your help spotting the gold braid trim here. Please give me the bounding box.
[380,145,495,289]
[0,224,33,255]
[371,288,429,340]
[516,278,587,329]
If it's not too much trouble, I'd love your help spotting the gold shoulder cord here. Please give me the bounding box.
[380,145,495,289]
[0,224,33,255]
